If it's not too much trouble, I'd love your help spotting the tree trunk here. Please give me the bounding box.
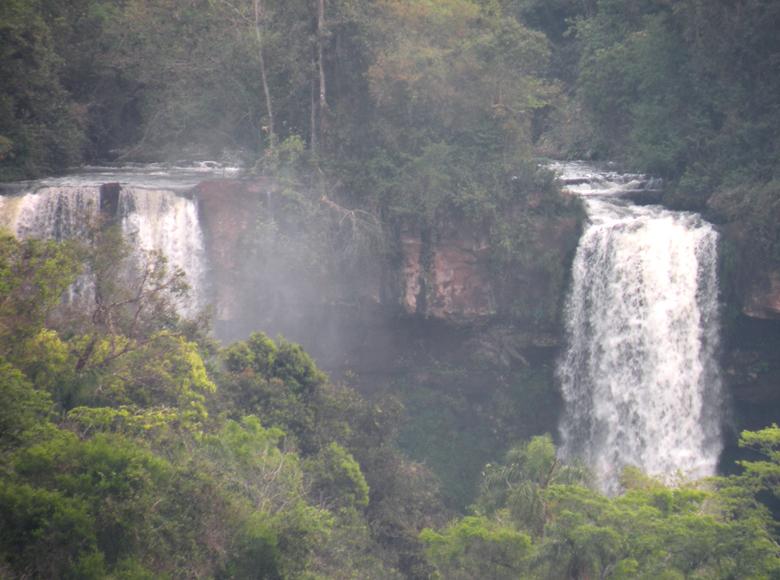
[314,0,329,152]
[254,0,276,148]
[317,0,328,112]
[310,70,318,155]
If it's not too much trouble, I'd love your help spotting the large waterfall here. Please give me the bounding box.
[555,162,723,494]
[0,164,224,312]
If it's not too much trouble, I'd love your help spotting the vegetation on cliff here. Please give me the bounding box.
[526,0,780,278]
[5,0,776,284]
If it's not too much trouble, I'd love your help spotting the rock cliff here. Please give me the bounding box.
[708,186,780,320]
[398,221,495,321]
[706,187,780,430]
[192,178,582,374]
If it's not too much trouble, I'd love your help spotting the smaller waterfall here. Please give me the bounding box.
[0,174,209,314]
[556,163,723,494]
[4,186,103,304]
[13,186,101,241]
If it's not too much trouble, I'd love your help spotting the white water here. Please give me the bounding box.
[9,186,101,241]
[0,187,103,304]
[555,162,722,494]
[12,161,240,192]
[0,164,221,313]
[119,188,207,313]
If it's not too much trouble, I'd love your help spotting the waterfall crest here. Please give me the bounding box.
[556,163,723,494]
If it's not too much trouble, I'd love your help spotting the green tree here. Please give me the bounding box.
[0,481,101,578]
[0,360,51,453]
[220,333,327,452]
[0,233,80,353]
[737,423,780,498]
[477,434,588,536]
[364,0,555,220]
[573,0,780,198]
[305,442,370,510]
[421,433,780,579]
[421,515,532,579]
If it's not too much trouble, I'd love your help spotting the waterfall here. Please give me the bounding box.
[12,186,100,241]
[555,162,722,494]
[0,177,208,314]
[119,188,207,313]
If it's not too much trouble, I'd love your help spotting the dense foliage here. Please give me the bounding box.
[422,434,780,579]
[5,0,776,258]
[571,0,780,192]
[0,232,446,578]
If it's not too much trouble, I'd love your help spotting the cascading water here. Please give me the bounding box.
[0,164,228,313]
[119,188,207,313]
[10,186,101,241]
[555,162,723,494]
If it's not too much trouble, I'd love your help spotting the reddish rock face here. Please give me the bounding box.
[184,178,584,374]
[400,222,495,321]
[196,179,502,327]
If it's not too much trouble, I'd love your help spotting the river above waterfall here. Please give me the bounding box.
[554,161,723,494]
[0,162,241,194]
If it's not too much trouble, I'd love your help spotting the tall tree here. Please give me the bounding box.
[254,0,277,147]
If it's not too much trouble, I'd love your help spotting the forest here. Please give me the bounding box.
[1,0,780,578]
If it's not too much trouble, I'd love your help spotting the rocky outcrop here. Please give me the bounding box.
[399,221,495,322]
[720,316,780,445]
[195,179,580,332]
[396,197,581,329]
[694,188,780,437]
